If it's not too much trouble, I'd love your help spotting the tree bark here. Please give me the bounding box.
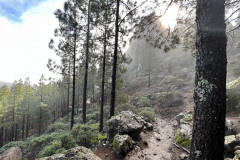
[22,115,25,140]
[15,123,18,141]
[71,31,77,129]
[100,25,107,132]
[26,106,29,138]
[189,0,227,159]
[82,0,91,124]
[0,126,3,147]
[110,0,120,117]
[38,107,42,136]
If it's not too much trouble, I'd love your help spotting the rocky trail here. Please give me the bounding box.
[95,115,189,160]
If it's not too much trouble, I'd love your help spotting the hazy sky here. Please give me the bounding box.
[0,0,65,84]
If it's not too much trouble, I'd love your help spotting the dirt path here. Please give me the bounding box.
[125,116,187,160]
[142,117,174,160]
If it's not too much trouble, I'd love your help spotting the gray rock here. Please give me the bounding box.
[226,119,237,136]
[179,124,192,137]
[105,111,152,142]
[0,147,22,160]
[38,146,101,160]
[176,113,184,124]
[180,153,188,160]
[235,146,240,150]
[113,134,133,155]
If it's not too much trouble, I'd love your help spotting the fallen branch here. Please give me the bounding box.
[173,143,190,154]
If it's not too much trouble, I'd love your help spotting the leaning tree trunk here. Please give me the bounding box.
[82,0,91,124]
[189,0,226,159]
[110,0,120,117]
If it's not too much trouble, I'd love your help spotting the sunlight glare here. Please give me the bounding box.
[159,5,178,29]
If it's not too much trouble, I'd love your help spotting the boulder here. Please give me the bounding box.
[233,149,240,160]
[175,113,184,124]
[0,147,22,160]
[38,146,101,160]
[179,124,192,138]
[225,135,240,157]
[105,111,152,142]
[113,134,133,155]
[226,119,237,136]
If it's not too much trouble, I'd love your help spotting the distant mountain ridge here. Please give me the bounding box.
[0,81,12,88]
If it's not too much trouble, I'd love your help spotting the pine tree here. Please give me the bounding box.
[189,0,227,159]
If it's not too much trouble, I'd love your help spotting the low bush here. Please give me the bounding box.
[137,107,155,122]
[0,141,26,155]
[36,132,76,158]
[116,103,137,114]
[138,95,151,108]
[45,121,69,133]
[72,123,99,147]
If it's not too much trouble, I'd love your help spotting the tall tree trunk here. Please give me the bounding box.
[22,115,25,140]
[77,86,80,115]
[0,126,3,147]
[67,62,71,116]
[26,106,29,138]
[38,107,42,136]
[189,0,226,159]
[100,25,107,132]
[110,0,120,117]
[15,123,18,141]
[82,0,91,124]
[92,82,95,103]
[71,31,77,129]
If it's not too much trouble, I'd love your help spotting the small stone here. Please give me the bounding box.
[235,150,240,156]
[153,153,157,156]
[235,146,240,150]
[143,140,148,145]
[169,147,172,151]
[180,153,188,160]
[169,136,171,139]
[105,154,108,157]
[156,137,161,141]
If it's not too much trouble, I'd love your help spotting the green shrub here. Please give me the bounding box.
[46,121,69,133]
[138,95,151,108]
[116,93,129,105]
[137,107,155,122]
[113,139,120,152]
[0,141,26,155]
[60,133,76,149]
[36,132,76,158]
[72,123,98,147]
[24,132,59,154]
[90,134,107,146]
[116,103,137,114]
[87,111,99,122]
